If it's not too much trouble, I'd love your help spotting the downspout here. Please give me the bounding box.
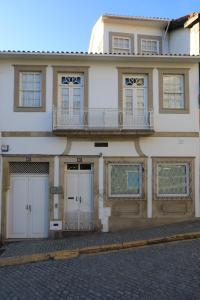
[163,20,171,53]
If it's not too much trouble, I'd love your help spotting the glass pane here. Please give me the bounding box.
[158,164,188,195]
[110,164,142,196]
[163,75,184,109]
[20,72,42,107]
[67,164,78,170]
[61,88,69,109]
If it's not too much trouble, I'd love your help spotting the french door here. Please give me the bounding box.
[123,74,148,128]
[58,73,84,128]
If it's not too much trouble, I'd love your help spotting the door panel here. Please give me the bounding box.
[65,168,94,231]
[65,172,79,230]
[29,175,49,238]
[79,171,93,230]
[8,176,28,238]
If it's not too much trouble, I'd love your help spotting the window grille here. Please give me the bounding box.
[157,163,190,197]
[10,162,49,174]
[109,164,143,197]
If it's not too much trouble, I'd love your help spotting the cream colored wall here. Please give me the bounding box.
[103,23,168,53]
[0,60,198,133]
[88,17,104,53]
[169,28,190,54]
[190,23,200,55]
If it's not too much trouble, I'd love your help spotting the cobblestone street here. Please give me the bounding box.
[1,238,200,299]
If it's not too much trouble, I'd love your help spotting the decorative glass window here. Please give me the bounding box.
[141,39,159,54]
[112,36,131,54]
[163,75,184,109]
[157,163,189,196]
[109,164,143,197]
[19,72,42,107]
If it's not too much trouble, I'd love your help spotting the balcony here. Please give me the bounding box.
[53,108,154,136]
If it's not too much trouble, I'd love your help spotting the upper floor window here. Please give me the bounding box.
[14,65,46,112]
[20,72,42,108]
[141,39,159,54]
[112,36,131,54]
[137,34,162,54]
[159,68,189,114]
[163,75,184,109]
[109,32,134,54]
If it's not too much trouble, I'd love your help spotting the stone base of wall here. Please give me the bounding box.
[109,217,197,232]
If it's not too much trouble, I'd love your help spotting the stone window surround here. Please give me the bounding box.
[104,157,147,203]
[117,67,154,112]
[53,66,89,109]
[108,163,143,198]
[14,65,47,112]
[152,157,194,202]
[109,32,134,53]
[137,34,163,54]
[159,68,190,114]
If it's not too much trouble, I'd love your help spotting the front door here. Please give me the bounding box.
[8,174,49,239]
[65,164,94,231]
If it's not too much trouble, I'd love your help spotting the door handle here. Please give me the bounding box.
[29,205,32,213]
[79,196,81,203]
[25,204,29,210]
[75,196,78,202]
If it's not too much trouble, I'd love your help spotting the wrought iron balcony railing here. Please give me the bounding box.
[53,108,154,131]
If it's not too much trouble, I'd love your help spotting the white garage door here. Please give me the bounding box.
[8,163,49,239]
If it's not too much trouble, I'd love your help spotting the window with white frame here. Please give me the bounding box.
[19,72,42,107]
[163,75,184,109]
[109,164,143,197]
[112,36,131,54]
[157,163,189,197]
[141,39,159,54]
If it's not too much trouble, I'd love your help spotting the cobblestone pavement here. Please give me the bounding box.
[1,219,200,258]
[1,238,200,299]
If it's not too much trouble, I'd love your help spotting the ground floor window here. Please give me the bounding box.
[109,164,143,197]
[157,163,189,197]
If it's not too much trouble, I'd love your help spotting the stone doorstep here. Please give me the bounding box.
[1,231,200,267]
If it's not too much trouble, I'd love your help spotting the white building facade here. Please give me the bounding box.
[0,13,200,240]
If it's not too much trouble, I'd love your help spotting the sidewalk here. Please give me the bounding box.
[1,219,200,261]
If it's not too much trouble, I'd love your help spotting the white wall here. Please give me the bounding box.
[0,60,199,134]
[103,23,168,54]
[169,28,190,54]
[190,23,200,55]
[88,17,104,53]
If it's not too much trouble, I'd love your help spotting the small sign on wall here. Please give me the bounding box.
[50,186,63,194]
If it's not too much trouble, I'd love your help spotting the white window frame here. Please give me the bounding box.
[163,74,184,109]
[157,163,189,198]
[112,36,131,53]
[141,39,159,54]
[19,71,42,108]
[109,163,143,198]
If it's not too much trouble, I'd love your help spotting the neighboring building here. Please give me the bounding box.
[0,12,200,241]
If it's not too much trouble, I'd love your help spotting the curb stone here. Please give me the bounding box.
[1,231,200,267]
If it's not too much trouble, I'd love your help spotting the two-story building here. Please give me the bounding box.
[0,12,199,241]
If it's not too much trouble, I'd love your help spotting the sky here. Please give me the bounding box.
[0,0,199,52]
